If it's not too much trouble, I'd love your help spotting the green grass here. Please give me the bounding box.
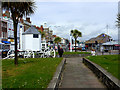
[2,58,63,88]
[56,52,91,55]
[86,55,120,80]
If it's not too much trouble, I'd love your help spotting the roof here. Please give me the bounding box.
[53,35,57,37]
[22,25,40,35]
[85,33,112,44]
[102,41,119,45]
[2,41,11,44]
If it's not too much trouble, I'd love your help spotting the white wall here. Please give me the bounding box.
[19,23,24,50]
[7,19,14,38]
[61,38,66,44]
[22,34,41,51]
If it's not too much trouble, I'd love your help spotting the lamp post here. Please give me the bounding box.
[70,33,72,52]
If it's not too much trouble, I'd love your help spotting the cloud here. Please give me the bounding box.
[35,0,118,2]
[30,2,118,41]
[51,23,118,41]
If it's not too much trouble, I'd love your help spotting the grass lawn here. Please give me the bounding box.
[2,58,63,88]
[86,55,120,80]
[56,52,91,55]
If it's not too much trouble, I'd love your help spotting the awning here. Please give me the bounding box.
[2,41,11,44]
[115,44,120,46]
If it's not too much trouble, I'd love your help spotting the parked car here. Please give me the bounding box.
[2,49,10,58]
[82,47,86,51]
[104,49,109,52]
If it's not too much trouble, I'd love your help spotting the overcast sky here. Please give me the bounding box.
[30,0,118,41]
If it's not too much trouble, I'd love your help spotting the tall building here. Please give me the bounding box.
[43,23,53,45]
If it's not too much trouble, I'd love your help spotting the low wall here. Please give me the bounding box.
[83,58,120,89]
[62,54,91,58]
[47,58,66,90]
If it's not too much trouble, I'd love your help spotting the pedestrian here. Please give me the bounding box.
[100,46,104,55]
[91,49,95,56]
[58,47,64,57]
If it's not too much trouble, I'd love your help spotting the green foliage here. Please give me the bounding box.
[39,31,45,38]
[2,1,35,18]
[54,37,61,44]
[116,14,120,27]
[71,29,82,52]
[86,55,120,80]
[71,29,82,39]
[2,58,63,88]
[2,1,35,65]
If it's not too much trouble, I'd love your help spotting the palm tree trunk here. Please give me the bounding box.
[75,38,77,52]
[14,21,18,66]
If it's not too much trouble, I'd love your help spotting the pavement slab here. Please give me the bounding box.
[59,57,106,88]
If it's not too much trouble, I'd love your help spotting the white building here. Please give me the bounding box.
[61,38,66,45]
[18,22,24,50]
[22,26,41,51]
[41,40,47,50]
[6,18,24,50]
[7,18,14,50]
[102,41,119,50]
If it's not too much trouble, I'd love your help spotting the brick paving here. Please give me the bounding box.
[59,57,106,88]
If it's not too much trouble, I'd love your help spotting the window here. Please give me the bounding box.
[33,34,39,38]
[42,44,45,46]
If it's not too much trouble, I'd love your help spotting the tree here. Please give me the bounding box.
[54,37,61,52]
[116,14,120,54]
[116,14,120,27]
[54,37,61,45]
[39,31,45,39]
[71,29,82,52]
[2,1,35,66]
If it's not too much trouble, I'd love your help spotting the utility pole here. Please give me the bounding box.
[106,24,109,35]
[105,24,109,43]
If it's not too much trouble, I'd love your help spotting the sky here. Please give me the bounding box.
[29,0,118,41]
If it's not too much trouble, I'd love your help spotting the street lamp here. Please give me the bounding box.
[70,33,72,52]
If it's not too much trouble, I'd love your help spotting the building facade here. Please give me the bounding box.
[85,33,113,50]
[22,26,41,51]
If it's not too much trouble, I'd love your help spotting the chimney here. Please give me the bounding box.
[26,17,31,23]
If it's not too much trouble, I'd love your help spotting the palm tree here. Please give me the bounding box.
[54,37,61,45]
[116,14,120,27]
[2,1,35,66]
[71,29,82,52]
[116,14,120,54]
[54,37,61,52]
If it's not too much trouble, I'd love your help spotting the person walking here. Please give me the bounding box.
[58,47,64,57]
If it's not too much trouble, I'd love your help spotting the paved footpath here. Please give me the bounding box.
[59,57,106,88]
